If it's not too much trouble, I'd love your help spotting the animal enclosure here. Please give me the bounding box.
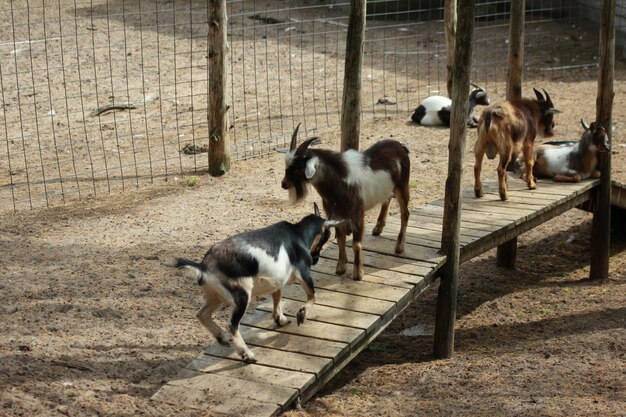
[0,0,616,212]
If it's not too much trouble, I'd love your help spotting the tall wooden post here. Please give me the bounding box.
[434,0,475,359]
[496,0,525,268]
[208,0,231,176]
[340,0,366,151]
[590,0,615,280]
[444,0,457,98]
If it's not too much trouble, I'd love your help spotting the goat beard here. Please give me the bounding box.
[288,181,309,203]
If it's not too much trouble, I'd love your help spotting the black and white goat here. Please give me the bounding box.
[175,203,337,363]
[533,119,610,182]
[281,125,410,281]
[474,88,561,201]
[411,84,490,128]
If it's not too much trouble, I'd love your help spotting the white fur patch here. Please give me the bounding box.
[418,95,451,126]
[539,143,580,177]
[245,244,296,293]
[342,150,395,210]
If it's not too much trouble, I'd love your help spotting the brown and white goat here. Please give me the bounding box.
[175,203,337,363]
[533,119,610,182]
[474,88,561,201]
[280,125,410,281]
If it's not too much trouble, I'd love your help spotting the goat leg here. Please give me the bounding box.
[228,287,256,363]
[335,225,348,275]
[271,290,290,327]
[372,200,390,236]
[474,144,485,198]
[296,268,316,326]
[351,215,365,281]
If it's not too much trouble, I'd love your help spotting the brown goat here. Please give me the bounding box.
[474,88,561,201]
[281,125,410,281]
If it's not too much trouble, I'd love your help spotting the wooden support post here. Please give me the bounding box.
[506,0,525,101]
[434,0,475,360]
[590,0,615,280]
[340,0,366,152]
[496,0,525,269]
[444,0,457,98]
[208,0,230,177]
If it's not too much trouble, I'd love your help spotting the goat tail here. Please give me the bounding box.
[175,258,207,286]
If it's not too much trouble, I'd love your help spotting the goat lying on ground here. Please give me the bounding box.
[411,84,490,128]
[281,124,410,281]
[175,203,338,363]
[533,119,610,182]
[474,88,561,201]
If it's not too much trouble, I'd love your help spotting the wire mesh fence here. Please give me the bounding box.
[0,0,615,213]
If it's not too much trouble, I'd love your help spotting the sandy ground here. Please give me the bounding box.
[2,71,626,417]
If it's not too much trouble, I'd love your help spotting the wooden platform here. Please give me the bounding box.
[152,178,599,416]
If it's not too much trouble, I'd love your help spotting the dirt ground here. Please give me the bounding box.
[2,2,626,415]
[2,70,626,417]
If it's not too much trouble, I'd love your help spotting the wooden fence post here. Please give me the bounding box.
[340,0,366,151]
[496,0,525,269]
[444,0,456,98]
[590,0,615,280]
[208,0,231,176]
[434,0,475,360]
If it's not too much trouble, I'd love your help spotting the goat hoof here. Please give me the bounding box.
[274,315,291,327]
[335,265,347,276]
[242,353,257,363]
[372,225,383,236]
[216,334,230,346]
[296,308,306,326]
[474,189,483,198]
[395,242,405,254]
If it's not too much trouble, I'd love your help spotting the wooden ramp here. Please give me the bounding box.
[152,178,599,416]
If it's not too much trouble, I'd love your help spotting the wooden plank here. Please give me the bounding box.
[241,309,366,346]
[256,298,380,330]
[240,326,348,359]
[390,211,505,234]
[299,258,441,404]
[418,203,517,226]
[376,220,475,246]
[322,244,441,270]
[153,369,289,416]
[187,354,314,391]
[387,214,491,239]
[311,270,410,302]
[202,343,332,375]
[281,284,395,317]
[312,257,429,288]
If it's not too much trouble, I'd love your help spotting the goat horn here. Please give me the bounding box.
[533,88,545,102]
[470,82,480,89]
[581,119,590,130]
[313,202,320,217]
[542,89,554,106]
[290,123,301,152]
[296,137,322,155]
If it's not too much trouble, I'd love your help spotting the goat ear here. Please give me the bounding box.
[305,157,318,179]
[475,91,486,99]
[581,119,590,130]
[546,108,562,115]
[533,88,545,102]
[289,123,301,152]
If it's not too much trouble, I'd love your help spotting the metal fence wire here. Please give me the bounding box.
[0,0,618,212]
